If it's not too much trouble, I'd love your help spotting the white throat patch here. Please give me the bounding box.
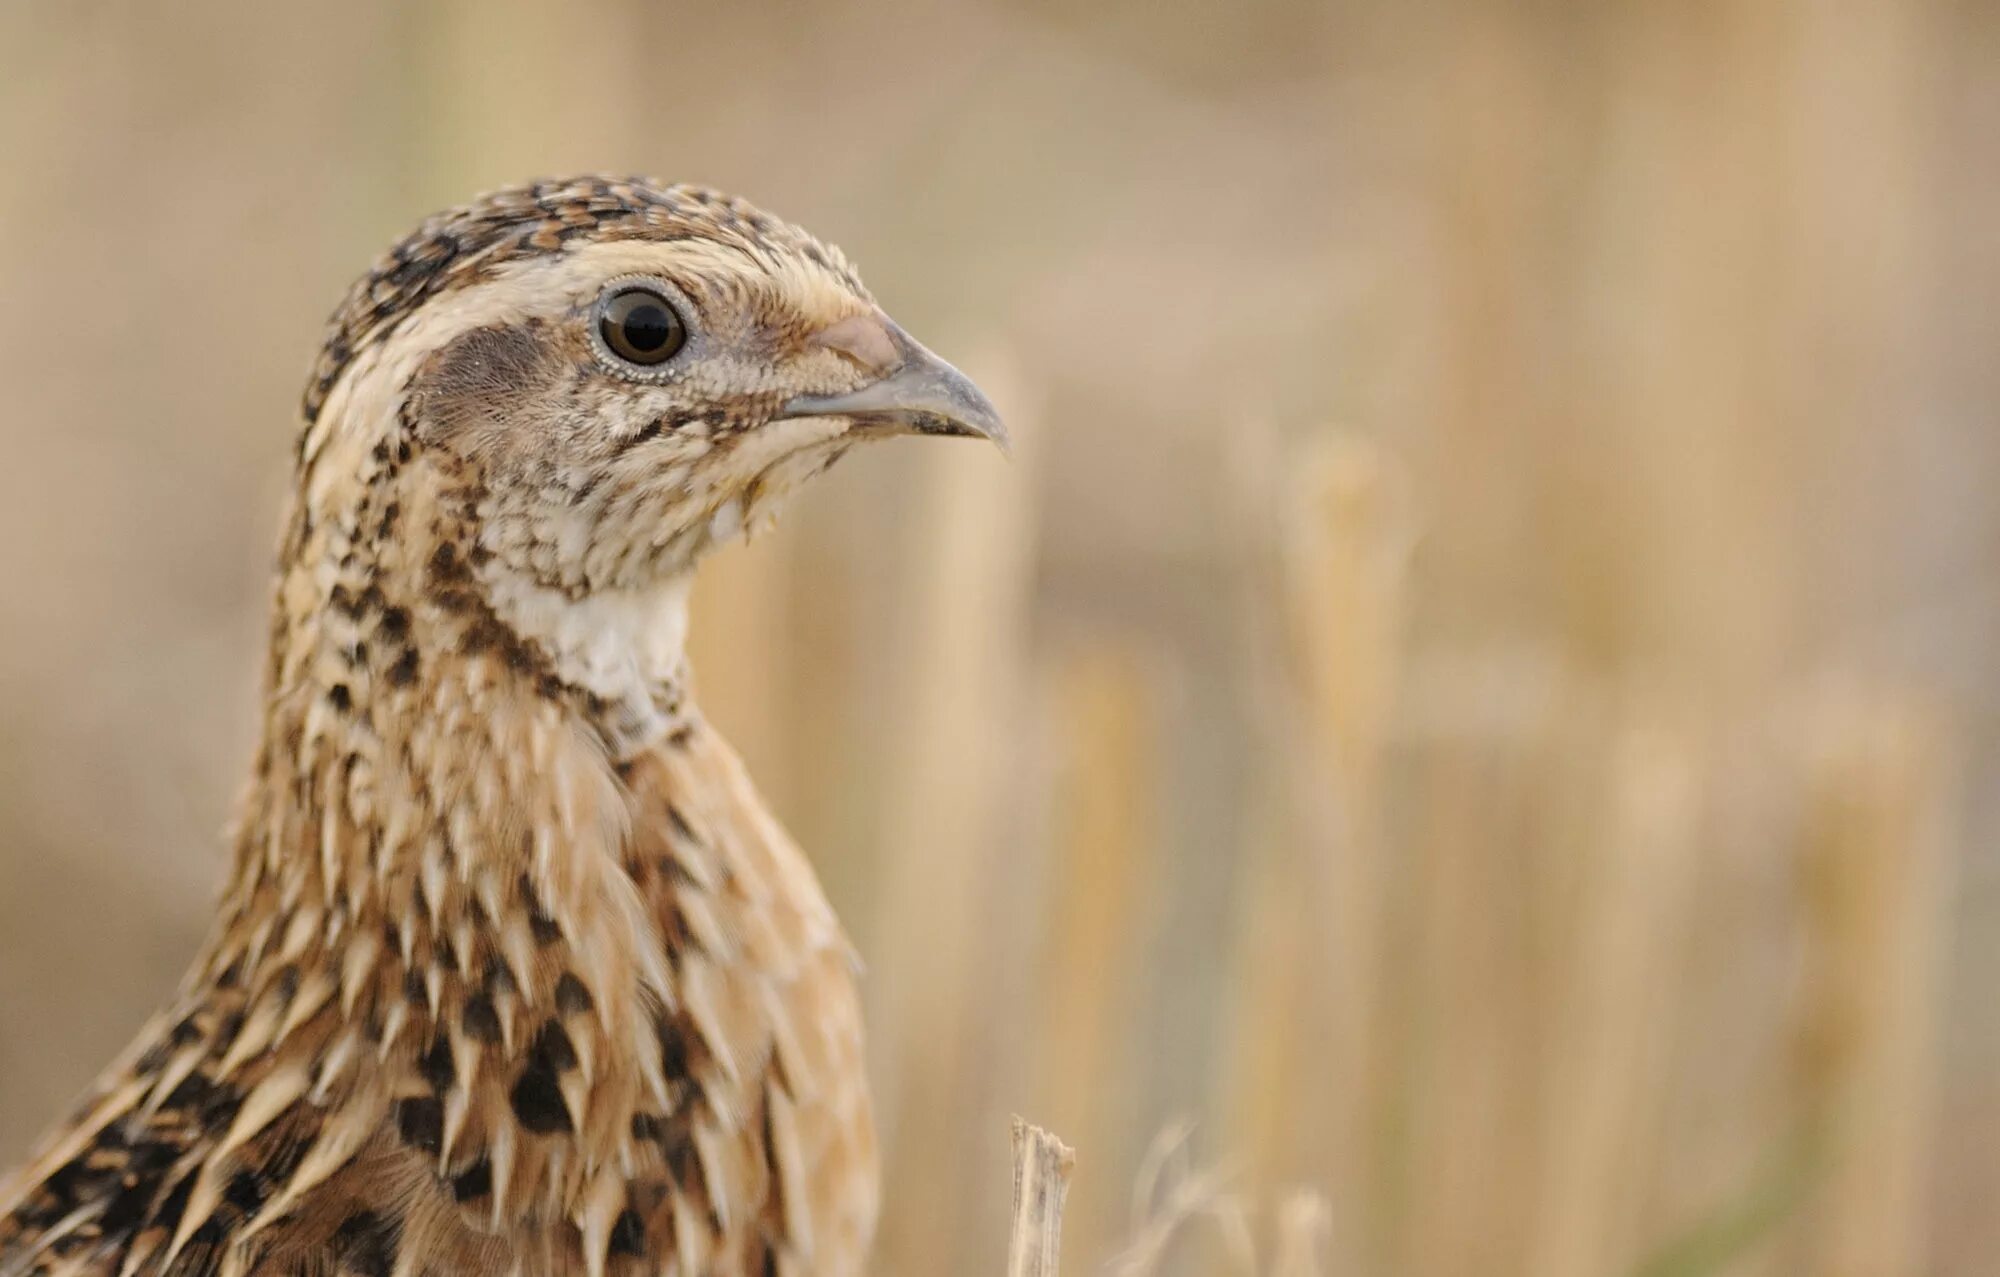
[481,566,696,756]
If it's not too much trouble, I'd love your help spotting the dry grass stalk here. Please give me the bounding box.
[1269,1192,1332,1277]
[1281,436,1410,1245]
[1009,1118,1077,1277]
[866,348,1041,1270]
[1107,1123,1254,1277]
[1794,691,1957,1277]
[1223,432,1409,1256]
[1031,645,1158,1267]
[1527,719,1701,1277]
[1102,1125,1333,1277]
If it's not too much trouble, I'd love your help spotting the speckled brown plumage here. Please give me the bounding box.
[0,176,1002,1277]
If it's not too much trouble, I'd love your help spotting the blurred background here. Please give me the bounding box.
[1,3,1995,1274]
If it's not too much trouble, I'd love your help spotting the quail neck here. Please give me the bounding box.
[0,176,1003,1277]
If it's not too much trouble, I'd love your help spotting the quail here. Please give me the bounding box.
[0,176,1004,1277]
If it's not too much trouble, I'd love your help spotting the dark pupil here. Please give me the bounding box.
[621,303,672,351]
[602,289,684,365]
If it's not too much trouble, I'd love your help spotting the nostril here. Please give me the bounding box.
[809,311,903,377]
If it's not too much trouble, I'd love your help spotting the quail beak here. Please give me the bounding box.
[778,312,1009,454]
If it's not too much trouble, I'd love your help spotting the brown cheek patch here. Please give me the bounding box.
[409,321,567,455]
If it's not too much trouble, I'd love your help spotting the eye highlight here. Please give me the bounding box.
[595,284,687,369]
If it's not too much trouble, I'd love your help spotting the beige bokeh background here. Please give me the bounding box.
[2,3,1996,1274]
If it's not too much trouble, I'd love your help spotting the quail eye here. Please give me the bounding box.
[597,286,687,367]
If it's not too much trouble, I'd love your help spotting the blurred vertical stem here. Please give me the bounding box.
[1228,431,1410,1263]
[1527,718,1701,1277]
[1030,643,1157,1271]
[1793,690,1957,1276]
[1271,1191,1333,1277]
[865,348,1040,1274]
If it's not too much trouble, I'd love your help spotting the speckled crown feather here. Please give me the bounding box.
[303,176,864,425]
